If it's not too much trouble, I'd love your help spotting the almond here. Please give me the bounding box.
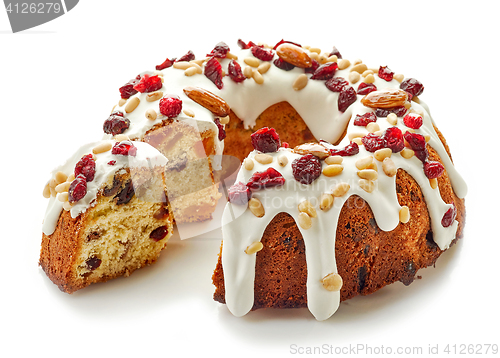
[360,89,409,109]
[276,43,312,68]
[293,143,330,159]
[183,86,230,117]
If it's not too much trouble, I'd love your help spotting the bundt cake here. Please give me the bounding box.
[40,139,173,293]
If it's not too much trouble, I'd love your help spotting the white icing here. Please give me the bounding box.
[42,140,168,236]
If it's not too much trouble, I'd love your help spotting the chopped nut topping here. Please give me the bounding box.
[322,164,344,177]
[254,153,273,164]
[382,157,397,177]
[361,89,409,109]
[245,241,264,255]
[293,74,308,91]
[359,179,375,193]
[320,193,334,211]
[332,182,350,197]
[248,197,265,218]
[244,158,254,170]
[183,86,230,117]
[399,206,410,223]
[298,212,312,230]
[125,97,140,113]
[298,200,317,218]
[322,273,343,292]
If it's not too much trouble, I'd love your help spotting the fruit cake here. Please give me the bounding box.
[40,139,173,293]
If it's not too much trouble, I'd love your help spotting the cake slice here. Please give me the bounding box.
[40,139,173,293]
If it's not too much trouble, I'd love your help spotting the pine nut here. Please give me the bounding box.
[145,109,157,121]
[332,182,350,197]
[245,241,263,255]
[322,164,344,177]
[244,158,254,170]
[320,193,334,211]
[325,156,343,165]
[359,179,375,193]
[173,61,192,70]
[322,273,343,292]
[394,74,404,83]
[62,201,73,211]
[254,153,273,164]
[358,169,378,181]
[115,134,130,142]
[146,91,163,102]
[298,200,317,218]
[348,132,365,141]
[351,63,368,74]
[429,178,438,189]
[243,66,253,78]
[183,108,195,118]
[308,47,321,54]
[248,198,265,217]
[362,69,374,77]
[252,70,264,84]
[185,66,198,76]
[190,63,203,74]
[257,62,271,74]
[43,183,51,198]
[400,148,414,159]
[119,98,127,106]
[278,154,288,167]
[219,115,230,124]
[363,74,375,84]
[55,171,68,184]
[349,71,360,84]
[327,55,338,63]
[386,113,398,125]
[399,206,410,223]
[293,74,308,91]
[67,173,75,182]
[57,192,69,202]
[366,122,380,133]
[298,212,312,230]
[125,96,140,113]
[352,137,363,145]
[355,156,373,170]
[374,148,392,161]
[382,157,397,177]
[55,181,70,193]
[226,52,238,60]
[92,142,112,155]
[244,57,260,67]
[338,59,351,70]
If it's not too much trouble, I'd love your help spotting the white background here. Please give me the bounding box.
[1,1,499,357]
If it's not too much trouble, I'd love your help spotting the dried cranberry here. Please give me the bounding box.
[273,58,295,71]
[119,75,141,99]
[304,59,320,74]
[423,161,445,179]
[292,154,321,185]
[133,74,163,93]
[378,66,394,81]
[375,106,407,118]
[403,113,423,129]
[338,85,357,112]
[273,39,302,50]
[156,57,175,71]
[74,154,96,182]
[353,112,377,126]
[108,160,116,166]
[281,142,289,148]
[329,46,342,59]
[247,168,286,189]
[228,60,246,83]
[214,118,226,140]
[251,127,281,153]
[68,174,87,203]
[207,42,230,58]
[103,113,130,136]
[383,127,404,153]
[251,46,274,61]
[228,181,252,205]
[357,82,377,95]
[237,39,257,49]
[85,256,101,271]
[150,226,169,241]
[329,141,359,156]
[112,141,137,157]
[400,78,424,97]
[441,203,457,227]
[404,131,427,151]
[311,62,338,80]
[204,57,224,89]
[177,50,195,62]
[362,133,386,152]
[159,95,182,118]
[414,149,429,162]
[325,77,349,92]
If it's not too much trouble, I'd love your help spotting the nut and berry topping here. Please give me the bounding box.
[251,127,281,153]
[119,75,141,99]
[403,131,427,151]
[214,118,226,140]
[251,46,274,61]
[311,62,338,80]
[325,77,349,92]
[276,43,312,68]
[423,161,445,179]
[228,60,246,83]
[400,78,424,97]
[133,74,163,93]
[403,113,423,129]
[68,174,87,203]
[111,141,137,157]
[293,143,330,160]
[329,141,359,157]
[383,127,405,153]
[357,82,377,95]
[74,154,96,182]
[159,95,182,118]
[353,112,377,126]
[338,85,357,112]
[378,66,394,81]
[246,167,286,190]
[207,41,230,59]
[228,181,252,205]
[183,86,230,117]
[292,154,321,185]
[441,202,457,227]
[103,112,130,136]
[204,57,224,89]
[361,89,408,109]
[361,133,386,152]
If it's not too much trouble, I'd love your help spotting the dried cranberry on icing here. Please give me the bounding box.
[383,127,405,153]
[441,202,457,227]
[214,118,226,140]
[423,161,445,179]
[156,57,176,71]
[251,127,281,153]
[357,82,377,95]
[400,78,424,97]
[108,160,116,166]
[304,59,320,74]
[228,181,252,205]
[292,154,321,185]
[246,168,286,189]
[273,39,302,50]
[404,131,427,151]
[362,133,386,152]
[207,42,230,59]
[68,174,87,203]
[119,75,141,99]
[228,60,246,83]
[414,148,429,162]
[133,74,163,93]
[150,226,169,241]
[329,141,359,157]
[378,66,394,81]
[251,46,274,61]
[375,106,407,118]
[103,113,130,136]
[329,46,342,59]
[74,154,96,182]
[204,57,224,89]
[311,62,338,80]
[273,58,295,71]
[112,141,137,157]
[353,112,377,126]
[177,50,195,62]
[338,85,357,112]
[325,77,349,92]
[403,113,423,129]
[237,39,257,49]
[159,95,182,118]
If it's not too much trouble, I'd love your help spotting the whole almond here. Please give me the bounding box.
[276,43,312,68]
[361,89,409,109]
[294,143,330,159]
[183,86,230,117]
